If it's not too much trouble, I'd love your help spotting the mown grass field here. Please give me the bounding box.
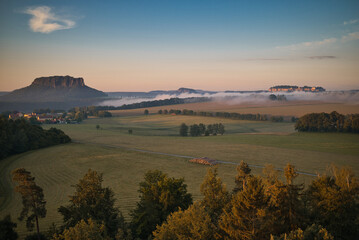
[1,107,359,238]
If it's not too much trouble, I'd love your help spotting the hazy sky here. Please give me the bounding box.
[0,0,359,91]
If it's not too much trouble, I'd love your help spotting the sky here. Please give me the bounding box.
[0,0,358,92]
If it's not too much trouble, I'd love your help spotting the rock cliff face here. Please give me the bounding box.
[31,76,85,88]
[1,76,108,103]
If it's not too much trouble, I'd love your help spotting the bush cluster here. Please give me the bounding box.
[179,123,225,136]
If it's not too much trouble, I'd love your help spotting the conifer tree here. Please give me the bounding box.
[282,164,306,231]
[233,161,252,193]
[219,175,269,240]
[153,203,214,240]
[200,167,230,222]
[305,166,359,240]
[265,164,306,235]
[12,168,46,240]
[58,169,123,238]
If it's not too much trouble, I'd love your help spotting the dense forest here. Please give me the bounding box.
[0,117,71,160]
[3,163,358,240]
[295,111,359,133]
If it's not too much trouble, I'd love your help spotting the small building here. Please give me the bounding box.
[37,115,53,122]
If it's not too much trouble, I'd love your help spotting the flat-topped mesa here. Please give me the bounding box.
[31,76,85,88]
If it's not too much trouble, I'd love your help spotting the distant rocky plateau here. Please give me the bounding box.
[2,76,107,102]
[0,76,108,111]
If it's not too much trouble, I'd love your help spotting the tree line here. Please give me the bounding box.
[158,108,295,122]
[3,163,358,240]
[0,117,71,160]
[95,97,210,111]
[180,123,225,136]
[295,111,359,133]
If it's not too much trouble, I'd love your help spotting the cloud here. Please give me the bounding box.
[308,56,336,60]
[341,32,359,42]
[25,6,75,33]
[344,19,359,25]
[276,38,337,50]
[243,58,285,61]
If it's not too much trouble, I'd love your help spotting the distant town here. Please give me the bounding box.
[268,85,325,92]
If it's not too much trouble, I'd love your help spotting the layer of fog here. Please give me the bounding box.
[98,91,359,107]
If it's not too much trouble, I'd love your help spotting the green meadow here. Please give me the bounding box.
[1,113,359,238]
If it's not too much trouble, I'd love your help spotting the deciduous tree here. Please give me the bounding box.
[52,219,109,240]
[130,170,192,239]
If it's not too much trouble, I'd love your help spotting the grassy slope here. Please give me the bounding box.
[1,112,359,238]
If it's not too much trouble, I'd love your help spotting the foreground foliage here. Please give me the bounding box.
[10,163,359,240]
[0,215,18,240]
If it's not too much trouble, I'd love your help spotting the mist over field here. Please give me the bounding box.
[98,90,359,107]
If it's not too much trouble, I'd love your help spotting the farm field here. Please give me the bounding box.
[109,100,359,117]
[1,108,359,238]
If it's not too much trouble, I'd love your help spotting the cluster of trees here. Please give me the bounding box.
[0,117,71,160]
[4,163,358,240]
[269,94,287,101]
[158,108,271,121]
[180,123,225,136]
[6,168,192,240]
[67,106,112,122]
[295,111,359,133]
[95,97,209,111]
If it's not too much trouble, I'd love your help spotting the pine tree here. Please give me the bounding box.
[12,168,46,240]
